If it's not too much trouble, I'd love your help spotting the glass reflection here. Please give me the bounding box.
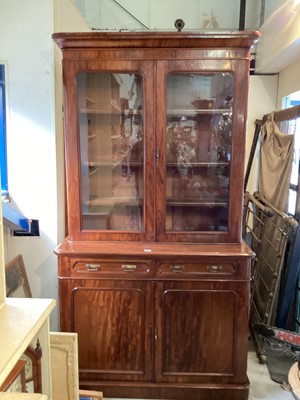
[165,72,234,232]
[77,73,144,231]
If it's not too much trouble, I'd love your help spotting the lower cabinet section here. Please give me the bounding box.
[57,246,251,400]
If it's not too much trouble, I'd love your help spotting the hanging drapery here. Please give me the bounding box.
[244,106,300,343]
[253,112,295,328]
[258,112,295,213]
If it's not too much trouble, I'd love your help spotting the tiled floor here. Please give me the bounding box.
[104,351,297,400]
[247,351,295,400]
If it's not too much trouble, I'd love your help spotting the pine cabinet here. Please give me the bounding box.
[53,31,259,400]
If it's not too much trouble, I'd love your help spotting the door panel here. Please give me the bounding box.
[63,59,155,242]
[155,280,249,384]
[63,279,153,382]
[155,59,249,243]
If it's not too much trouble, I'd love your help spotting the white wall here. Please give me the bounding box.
[245,75,278,195]
[0,0,58,328]
[264,0,287,21]
[277,58,300,105]
[0,0,89,330]
[0,200,5,306]
[255,0,300,74]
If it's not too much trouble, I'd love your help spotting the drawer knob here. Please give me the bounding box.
[121,264,137,272]
[86,263,100,271]
[207,265,222,272]
[170,265,185,272]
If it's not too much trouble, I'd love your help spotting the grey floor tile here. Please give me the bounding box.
[104,351,296,400]
[248,351,295,400]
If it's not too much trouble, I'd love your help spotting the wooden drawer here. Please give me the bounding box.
[156,261,238,279]
[70,259,153,278]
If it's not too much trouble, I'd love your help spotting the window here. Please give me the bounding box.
[287,118,300,216]
[0,64,8,197]
[282,90,300,217]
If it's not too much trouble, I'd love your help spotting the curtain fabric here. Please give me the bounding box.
[251,113,296,326]
[259,113,295,212]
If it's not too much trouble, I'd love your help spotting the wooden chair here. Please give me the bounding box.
[0,342,42,394]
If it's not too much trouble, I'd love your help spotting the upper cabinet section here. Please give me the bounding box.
[53,31,260,243]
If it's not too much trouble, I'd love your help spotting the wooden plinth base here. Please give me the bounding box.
[80,380,249,400]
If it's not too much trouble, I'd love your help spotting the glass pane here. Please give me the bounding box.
[165,72,233,232]
[78,73,144,231]
[74,0,260,31]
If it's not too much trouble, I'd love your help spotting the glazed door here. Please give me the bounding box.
[155,59,249,243]
[63,60,155,241]
[60,278,153,383]
[154,280,249,384]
